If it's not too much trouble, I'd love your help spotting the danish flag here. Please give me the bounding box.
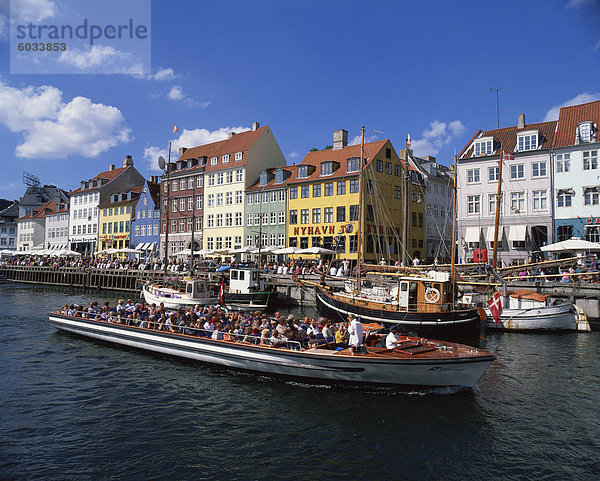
[218,279,225,306]
[502,150,515,161]
[488,292,503,325]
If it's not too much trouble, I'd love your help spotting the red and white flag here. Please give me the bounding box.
[406,133,412,148]
[502,150,515,161]
[218,279,225,306]
[488,292,503,325]
[172,123,179,134]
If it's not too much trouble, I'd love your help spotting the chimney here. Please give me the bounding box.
[178,147,187,157]
[123,155,134,168]
[109,164,116,171]
[333,129,348,150]
[518,113,525,130]
[228,132,236,139]
[252,122,260,131]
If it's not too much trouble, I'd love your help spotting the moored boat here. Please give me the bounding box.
[47,311,494,389]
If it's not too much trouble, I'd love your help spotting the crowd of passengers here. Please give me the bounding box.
[58,300,352,350]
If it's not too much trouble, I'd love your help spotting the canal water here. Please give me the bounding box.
[1,284,599,480]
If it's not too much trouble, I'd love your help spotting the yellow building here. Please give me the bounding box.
[98,188,142,256]
[286,130,426,264]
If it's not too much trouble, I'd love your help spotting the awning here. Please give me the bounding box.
[486,226,503,242]
[557,188,573,195]
[464,227,480,243]
[138,242,148,250]
[149,242,157,251]
[509,225,527,242]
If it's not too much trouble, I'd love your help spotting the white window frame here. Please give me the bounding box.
[517,131,538,152]
[531,161,547,178]
[467,168,480,184]
[474,138,493,156]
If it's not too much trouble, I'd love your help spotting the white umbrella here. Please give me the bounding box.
[51,249,82,257]
[0,249,16,256]
[295,247,337,254]
[272,246,302,255]
[229,246,259,254]
[540,237,600,253]
[115,248,143,254]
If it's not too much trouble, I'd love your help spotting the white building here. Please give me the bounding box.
[44,202,70,250]
[16,201,55,252]
[457,113,556,266]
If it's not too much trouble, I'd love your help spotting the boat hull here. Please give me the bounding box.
[485,303,578,331]
[141,284,216,309]
[48,313,493,388]
[224,291,272,310]
[315,286,481,342]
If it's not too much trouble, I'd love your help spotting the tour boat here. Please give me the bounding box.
[47,311,495,389]
[141,277,216,309]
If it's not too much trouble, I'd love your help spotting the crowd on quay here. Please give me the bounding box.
[56,300,383,351]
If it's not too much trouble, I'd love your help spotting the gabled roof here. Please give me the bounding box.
[247,166,297,191]
[0,201,19,219]
[554,100,600,148]
[17,201,57,221]
[460,121,557,159]
[176,126,269,173]
[70,166,127,194]
[287,140,388,184]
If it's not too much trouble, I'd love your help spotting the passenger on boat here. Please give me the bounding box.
[335,321,349,347]
[348,314,363,353]
[275,319,291,337]
[307,319,320,337]
[269,330,286,347]
[203,317,215,333]
[385,327,404,349]
[321,321,334,340]
[211,323,224,340]
[116,299,125,315]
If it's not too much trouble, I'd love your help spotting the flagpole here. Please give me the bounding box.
[492,144,503,270]
[163,139,172,278]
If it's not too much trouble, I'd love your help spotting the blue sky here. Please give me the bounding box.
[0,0,599,201]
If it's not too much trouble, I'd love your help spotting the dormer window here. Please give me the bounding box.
[235,151,243,161]
[474,137,493,156]
[321,161,335,176]
[259,171,268,186]
[517,131,539,151]
[297,165,309,178]
[346,157,360,173]
[222,154,230,163]
[211,156,218,165]
[577,121,595,144]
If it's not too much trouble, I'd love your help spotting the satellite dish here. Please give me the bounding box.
[157,156,166,170]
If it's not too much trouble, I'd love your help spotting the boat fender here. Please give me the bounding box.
[382,304,386,310]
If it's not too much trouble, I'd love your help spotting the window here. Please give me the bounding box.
[290,187,298,199]
[510,164,524,179]
[584,187,599,206]
[321,162,334,176]
[195,218,201,231]
[557,191,572,208]
[172,180,178,192]
[517,131,538,151]
[179,219,185,232]
[289,210,297,224]
[324,207,333,223]
[532,162,547,177]
[172,199,177,212]
[324,182,333,196]
[217,173,224,185]
[270,212,277,225]
[222,154,230,163]
[226,192,233,205]
[395,164,402,177]
[216,193,223,206]
[394,185,401,199]
[337,206,346,222]
[376,159,383,172]
[313,184,321,197]
[467,195,480,214]
[255,193,261,204]
[349,204,359,221]
[385,162,392,175]
[278,212,285,224]
[226,171,233,184]
[262,213,268,225]
[216,214,223,227]
[171,219,177,233]
[488,166,499,182]
[216,237,223,249]
[208,194,214,207]
[207,237,214,249]
[247,193,253,205]
[585,226,600,243]
[254,213,260,225]
[197,176,203,188]
[367,180,374,194]
[236,191,243,204]
[263,192,269,203]
[510,192,525,212]
[236,170,243,182]
[337,181,346,195]
[349,179,359,193]
[278,190,285,202]
[180,179,185,191]
[583,150,598,170]
[301,185,309,198]
[488,193,501,214]
[312,208,321,223]
[532,190,547,210]
[187,218,193,231]
[226,213,232,226]
[300,209,309,224]
[247,214,253,226]
[208,174,215,186]
[188,197,193,210]
[278,233,285,246]
[207,215,214,228]
[556,153,570,173]
[235,151,243,161]
[346,157,361,173]
[474,138,493,156]
[188,178,193,189]
[196,195,202,210]
[577,121,594,143]
[211,156,218,165]
[297,165,309,178]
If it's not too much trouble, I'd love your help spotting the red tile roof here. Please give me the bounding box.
[246,166,297,191]
[554,100,600,148]
[460,121,557,159]
[176,126,269,173]
[70,166,127,194]
[17,201,57,221]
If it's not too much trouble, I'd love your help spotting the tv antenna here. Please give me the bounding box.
[489,88,510,129]
[372,129,385,139]
[23,171,40,187]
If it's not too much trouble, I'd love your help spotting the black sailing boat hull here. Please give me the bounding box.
[315,286,481,342]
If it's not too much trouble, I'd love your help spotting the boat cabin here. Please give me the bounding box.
[185,278,210,298]
[393,272,453,312]
[229,267,264,294]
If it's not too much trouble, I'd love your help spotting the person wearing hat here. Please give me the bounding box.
[385,326,404,349]
[348,314,363,353]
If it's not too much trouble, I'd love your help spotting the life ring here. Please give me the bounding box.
[425,287,441,304]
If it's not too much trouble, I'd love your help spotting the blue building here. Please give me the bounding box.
[130,178,161,261]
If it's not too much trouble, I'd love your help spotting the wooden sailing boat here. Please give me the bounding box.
[314,129,482,342]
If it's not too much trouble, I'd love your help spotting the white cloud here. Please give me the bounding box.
[57,45,144,74]
[349,133,379,145]
[544,92,600,121]
[144,126,250,171]
[288,151,300,160]
[566,0,596,9]
[10,0,56,23]
[0,80,130,159]
[167,85,184,101]
[410,119,466,157]
[146,68,176,81]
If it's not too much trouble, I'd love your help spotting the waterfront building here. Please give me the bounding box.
[286,129,425,264]
[68,155,145,255]
[16,201,57,251]
[457,114,556,265]
[17,183,68,218]
[245,166,294,260]
[0,201,19,251]
[412,156,453,261]
[130,178,161,260]
[552,100,600,243]
[98,187,143,255]
[44,202,70,250]
[166,123,286,257]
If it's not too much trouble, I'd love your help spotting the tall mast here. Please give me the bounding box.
[355,126,365,292]
[190,170,196,277]
[450,155,458,301]
[402,147,409,266]
[492,145,504,270]
[163,141,171,278]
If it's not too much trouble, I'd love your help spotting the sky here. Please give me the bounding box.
[0,0,599,201]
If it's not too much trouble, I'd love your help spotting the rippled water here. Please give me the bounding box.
[1,284,599,480]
